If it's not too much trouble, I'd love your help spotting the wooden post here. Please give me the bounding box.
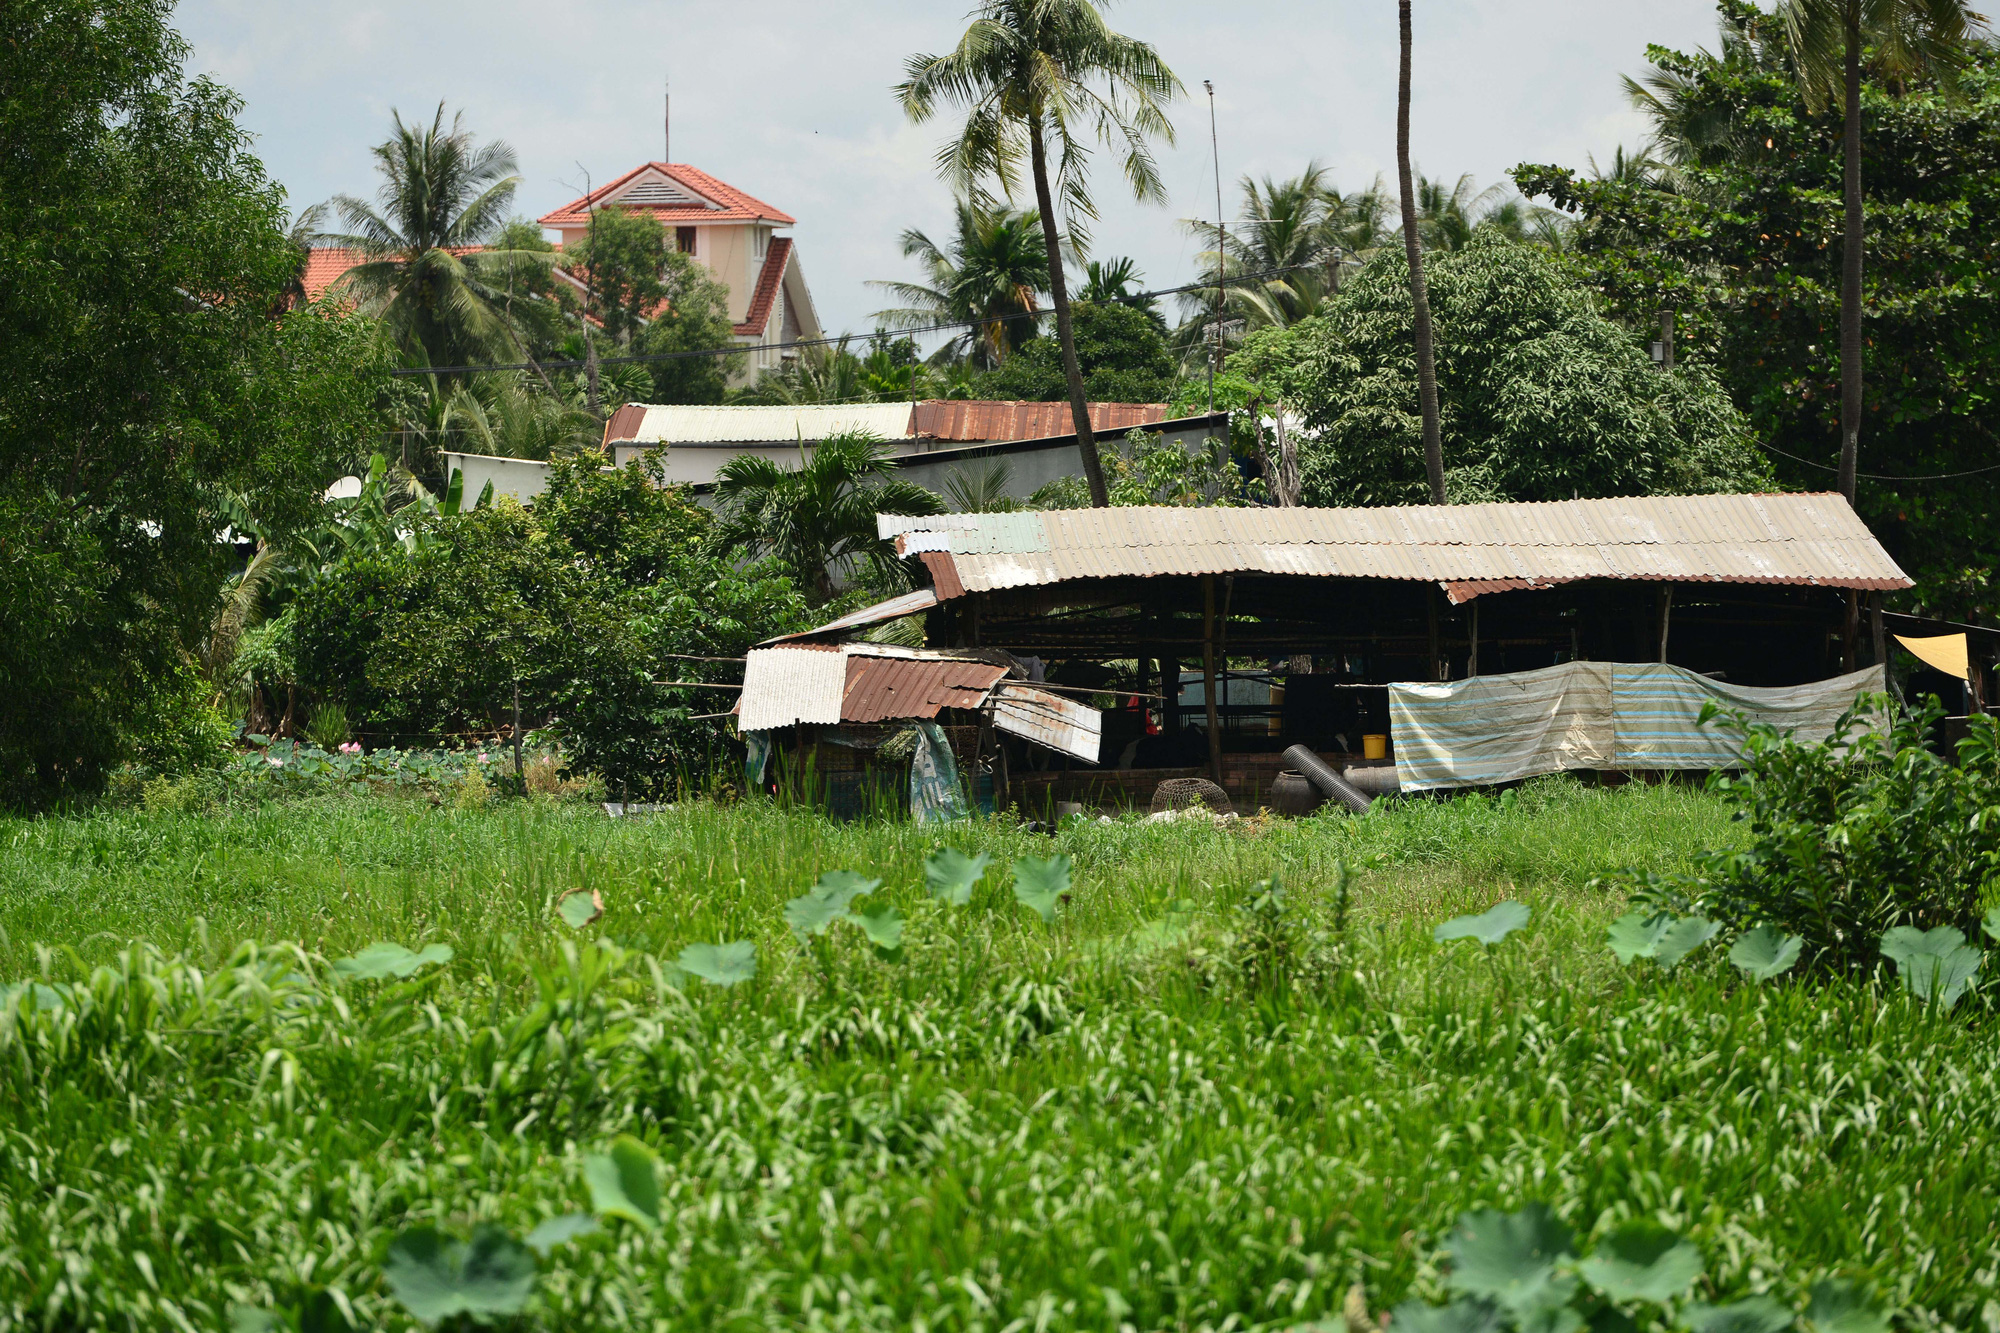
[1657,584,1674,664]
[1468,600,1480,678]
[1202,575,1223,784]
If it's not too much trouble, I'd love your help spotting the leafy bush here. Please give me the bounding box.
[977,301,1179,403]
[1606,695,2000,972]
[293,453,808,795]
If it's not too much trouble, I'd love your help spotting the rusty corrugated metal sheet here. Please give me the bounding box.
[990,685,1102,763]
[840,653,1007,722]
[601,403,649,447]
[879,493,1912,599]
[908,399,1167,442]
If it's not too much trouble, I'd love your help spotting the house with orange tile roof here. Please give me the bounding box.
[537,162,821,379]
[300,162,820,382]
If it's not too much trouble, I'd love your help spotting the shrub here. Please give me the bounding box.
[292,457,808,797]
[1609,695,2000,972]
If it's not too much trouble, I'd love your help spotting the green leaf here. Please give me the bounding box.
[1653,916,1721,970]
[556,888,603,929]
[1681,1296,1796,1333]
[1447,1204,1576,1318]
[1578,1221,1704,1303]
[1728,926,1803,982]
[1607,911,1673,965]
[1435,901,1532,947]
[676,941,756,986]
[784,870,881,943]
[850,905,905,952]
[1983,904,2000,945]
[1391,1300,1507,1333]
[332,942,453,980]
[381,1224,536,1324]
[925,847,993,905]
[1880,925,1982,1011]
[584,1135,661,1229]
[1804,1280,1890,1333]
[229,1309,282,1333]
[1013,854,1072,923]
[523,1213,599,1256]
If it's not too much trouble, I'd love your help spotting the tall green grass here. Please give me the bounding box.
[3,778,1995,1331]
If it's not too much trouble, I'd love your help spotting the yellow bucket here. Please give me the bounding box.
[1362,733,1389,760]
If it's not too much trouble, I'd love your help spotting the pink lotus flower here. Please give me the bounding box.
[339,742,361,755]
[477,752,488,762]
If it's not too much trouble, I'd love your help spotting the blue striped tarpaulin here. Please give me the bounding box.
[1389,662,1884,791]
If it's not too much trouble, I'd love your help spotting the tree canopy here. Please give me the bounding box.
[0,0,385,806]
[1514,1,2000,619]
[1267,234,1769,507]
[979,300,1179,403]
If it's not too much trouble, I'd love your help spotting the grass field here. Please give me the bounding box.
[3,779,1997,1332]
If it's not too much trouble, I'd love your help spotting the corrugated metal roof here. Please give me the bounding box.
[764,588,938,643]
[607,403,917,445]
[736,643,846,731]
[879,493,1912,599]
[841,654,1007,722]
[990,685,1102,763]
[910,400,1167,442]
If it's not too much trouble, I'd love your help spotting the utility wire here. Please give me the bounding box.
[1757,440,2000,482]
[388,263,1323,377]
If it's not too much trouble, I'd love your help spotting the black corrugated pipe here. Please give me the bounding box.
[1282,744,1373,814]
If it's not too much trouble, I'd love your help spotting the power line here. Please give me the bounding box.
[1758,440,2000,482]
[387,263,1322,377]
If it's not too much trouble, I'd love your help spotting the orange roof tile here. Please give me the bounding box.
[302,247,364,299]
[733,238,793,338]
[538,162,796,229]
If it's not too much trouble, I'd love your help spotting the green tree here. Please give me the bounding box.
[292,454,806,796]
[870,199,1051,367]
[637,251,742,404]
[562,205,667,345]
[1283,235,1769,507]
[0,0,385,806]
[709,432,943,604]
[325,105,544,372]
[1514,4,2000,619]
[1775,0,1981,501]
[1182,162,1390,338]
[899,0,1183,507]
[979,300,1178,402]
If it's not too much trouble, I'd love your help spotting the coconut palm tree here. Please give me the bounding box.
[1774,0,1981,502]
[1397,0,1446,504]
[898,0,1183,508]
[1078,255,1162,325]
[870,199,1050,367]
[709,431,944,605]
[323,104,546,372]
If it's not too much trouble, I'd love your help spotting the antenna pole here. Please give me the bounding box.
[663,76,670,161]
[1205,80,1223,415]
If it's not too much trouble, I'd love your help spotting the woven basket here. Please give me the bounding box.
[1149,776,1234,816]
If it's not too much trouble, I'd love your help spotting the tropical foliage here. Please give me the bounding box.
[291,454,805,795]
[898,0,1183,506]
[870,199,1052,366]
[709,430,944,604]
[1514,2,2000,620]
[1278,234,1769,506]
[0,0,385,807]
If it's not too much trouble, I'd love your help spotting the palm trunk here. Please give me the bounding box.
[1029,117,1110,508]
[1398,0,1448,505]
[1837,5,1864,504]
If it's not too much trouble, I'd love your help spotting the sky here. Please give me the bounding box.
[176,0,1726,341]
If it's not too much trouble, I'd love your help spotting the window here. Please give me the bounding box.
[677,226,697,255]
